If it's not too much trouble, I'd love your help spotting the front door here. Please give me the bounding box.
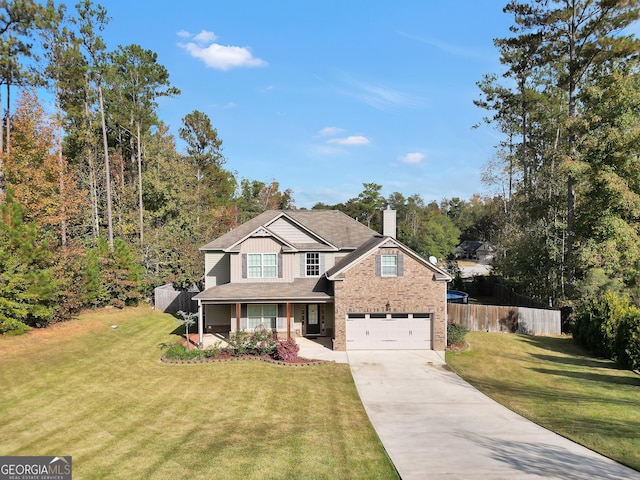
[307,304,321,335]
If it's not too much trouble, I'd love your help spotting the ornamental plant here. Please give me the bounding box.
[273,339,299,361]
[447,323,468,346]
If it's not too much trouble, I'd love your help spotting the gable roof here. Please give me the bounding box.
[325,235,452,282]
[200,210,378,252]
[456,240,496,254]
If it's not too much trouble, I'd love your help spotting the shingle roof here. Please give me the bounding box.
[194,277,332,302]
[200,210,378,251]
[325,235,387,278]
[325,235,452,282]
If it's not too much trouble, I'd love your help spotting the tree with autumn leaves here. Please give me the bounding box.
[0,0,298,334]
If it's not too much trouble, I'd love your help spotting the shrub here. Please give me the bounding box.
[163,343,205,361]
[447,323,468,346]
[0,318,31,336]
[227,330,251,356]
[227,329,277,356]
[615,310,640,371]
[573,291,633,358]
[273,339,300,361]
[203,342,223,358]
[248,328,278,356]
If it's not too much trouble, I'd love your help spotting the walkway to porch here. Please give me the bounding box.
[297,337,348,363]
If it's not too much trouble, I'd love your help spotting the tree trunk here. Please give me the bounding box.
[98,83,114,250]
[137,121,144,245]
[566,0,578,297]
[85,99,99,239]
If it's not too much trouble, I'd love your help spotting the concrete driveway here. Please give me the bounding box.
[348,350,640,480]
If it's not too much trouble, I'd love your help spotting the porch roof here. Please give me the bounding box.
[194,277,333,303]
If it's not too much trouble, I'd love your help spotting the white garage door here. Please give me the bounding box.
[346,313,432,350]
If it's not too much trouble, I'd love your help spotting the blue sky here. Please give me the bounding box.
[97,1,513,208]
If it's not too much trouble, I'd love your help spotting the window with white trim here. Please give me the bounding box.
[247,253,277,278]
[248,304,277,329]
[381,255,398,276]
[306,253,320,277]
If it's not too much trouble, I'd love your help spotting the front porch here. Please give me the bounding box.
[196,301,335,346]
[193,278,336,348]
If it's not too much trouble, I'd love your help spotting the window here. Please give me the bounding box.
[248,304,277,329]
[247,253,277,278]
[381,255,398,276]
[306,253,320,277]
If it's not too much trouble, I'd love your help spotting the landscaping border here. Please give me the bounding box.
[160,354,331,366]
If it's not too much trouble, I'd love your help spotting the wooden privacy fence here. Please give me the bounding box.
[153,284,199,315]
[448,303,561,336]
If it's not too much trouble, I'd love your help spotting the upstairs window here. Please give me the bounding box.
[247,253,277,278]
[375,253,404,277]
[306,253,320,277]
[381,255,398,276]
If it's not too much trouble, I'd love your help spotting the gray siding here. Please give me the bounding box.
[268,217,318,243]
[204,252,230,290]
[231,237,294,282]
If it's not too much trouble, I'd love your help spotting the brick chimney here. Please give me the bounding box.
[381,208,396,239]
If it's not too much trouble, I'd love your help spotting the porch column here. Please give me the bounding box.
[236,303,241,331]
[197,299,204,348]
[286,302,291,340]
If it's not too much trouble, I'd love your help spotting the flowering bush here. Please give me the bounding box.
[273,339,299,361]
[227,329,277,356]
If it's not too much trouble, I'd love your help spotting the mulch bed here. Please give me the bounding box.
[171,333,331,366]
[161,352,331,366]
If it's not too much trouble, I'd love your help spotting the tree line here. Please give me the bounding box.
[0,0,298,333]
[7,0,640,349]
[476,0,640,308]
[0,0,488,335]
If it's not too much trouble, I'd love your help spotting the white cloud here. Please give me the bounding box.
[193,29,218,44]
[177,30,267,71]
[399,152,426,164]
[318,126,343,136]
[327,135,371,145]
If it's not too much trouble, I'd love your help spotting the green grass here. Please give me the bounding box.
[0,306,398,480]
[446,332,640,471]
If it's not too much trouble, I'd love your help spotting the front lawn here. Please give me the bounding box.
[0,307,398,479]
[447,332,640,471]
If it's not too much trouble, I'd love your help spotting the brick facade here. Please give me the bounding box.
[332,247,447,351]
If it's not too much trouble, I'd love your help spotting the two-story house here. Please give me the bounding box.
[193,209,451,352]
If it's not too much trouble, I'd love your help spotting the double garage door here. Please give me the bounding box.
[346,313,432,350]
